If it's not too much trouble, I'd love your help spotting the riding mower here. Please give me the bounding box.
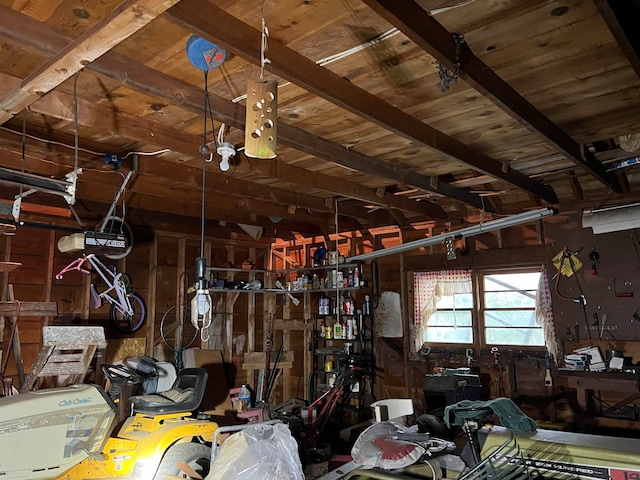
[0,366,217,479]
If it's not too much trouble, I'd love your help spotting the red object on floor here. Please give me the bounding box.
[328,455,353,471]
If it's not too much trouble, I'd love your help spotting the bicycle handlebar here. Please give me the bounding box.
[55,256,91,280]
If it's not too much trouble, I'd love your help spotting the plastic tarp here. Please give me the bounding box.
[207,423,304,480]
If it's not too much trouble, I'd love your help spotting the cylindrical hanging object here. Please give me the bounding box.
[244,79,277,159]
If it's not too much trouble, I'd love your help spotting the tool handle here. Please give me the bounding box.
[544,353,553,387]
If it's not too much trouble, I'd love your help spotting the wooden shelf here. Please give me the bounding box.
[0,262,21,273]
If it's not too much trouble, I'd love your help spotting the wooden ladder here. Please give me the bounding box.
[20,343,98,392]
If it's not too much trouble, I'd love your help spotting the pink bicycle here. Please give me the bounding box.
[56,254,146,333]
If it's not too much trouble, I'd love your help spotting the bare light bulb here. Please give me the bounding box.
[191,289,212,330]
[217,142,236,173]
[219,156,230,172]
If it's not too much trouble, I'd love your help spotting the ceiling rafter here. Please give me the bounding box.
[362,0,622,194]
[165,0,558,204]
[0,122,372,229]
[0,6,478,217]
[0,0,182,124]
[26,86,442,219]
[593,0,640,81]
[251,159,435,217]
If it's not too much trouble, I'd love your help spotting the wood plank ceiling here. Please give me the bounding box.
[0,0,639,239]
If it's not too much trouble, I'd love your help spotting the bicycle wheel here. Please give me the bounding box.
[110,292,146,333]
[160,304,198,353]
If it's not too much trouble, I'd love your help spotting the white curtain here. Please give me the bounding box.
[413,270,472,352]
[535,263,559,361]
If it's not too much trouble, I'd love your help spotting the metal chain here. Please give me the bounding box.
[437,33,466,92]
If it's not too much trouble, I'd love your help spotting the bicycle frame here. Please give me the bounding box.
[56,254,134,317]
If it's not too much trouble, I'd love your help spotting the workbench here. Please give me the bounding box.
[556,369,640,426]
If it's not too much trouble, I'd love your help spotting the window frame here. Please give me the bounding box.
[414,265,544,351]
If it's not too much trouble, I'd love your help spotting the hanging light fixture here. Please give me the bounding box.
[184,34,228,338]
[244,18,277,159]
[191,256,212,331]
[217,141,236,172]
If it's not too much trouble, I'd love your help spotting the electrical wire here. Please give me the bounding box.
[0,126,106,156]
[73,72,80,177]
[20,112,26,199]
[553,247,591,339]
[0,126,171,160]
[123,149,169,158]
[200,70,209,258]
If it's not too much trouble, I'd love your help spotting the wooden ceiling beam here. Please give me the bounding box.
[0,0,182,125]
[29,86,441,218]
[0,120,379,224]
[363,0,622,194]
[71,172,365,233]
[593,0,640,81]
[0,7,462,217]
[166,0,558,204]
[30,89,198,158]
[1,124,384,232]
[252,159,441,217]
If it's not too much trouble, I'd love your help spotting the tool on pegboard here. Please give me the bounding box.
[612,277,633,297]
[564,326,574,342]
[588,246,600,275]
[544,353,553,387]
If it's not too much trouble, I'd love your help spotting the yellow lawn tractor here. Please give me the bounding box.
[0,367,217,479]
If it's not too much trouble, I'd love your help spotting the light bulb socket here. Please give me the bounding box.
[217,142,237,172]
[195,257,208,289]
[217,142,236,159]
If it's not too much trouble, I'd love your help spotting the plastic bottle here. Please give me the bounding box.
[314,246,327,267]
[238,384,251,411]
[334,322,342,339]
[364,295,371,315]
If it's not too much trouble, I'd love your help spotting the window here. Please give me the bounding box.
[414,267,545,350]
[482,271,543,346]
[426,293,474,343]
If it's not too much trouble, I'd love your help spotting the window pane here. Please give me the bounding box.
[424,327,473,343]
[485,290,536,308]
[484,310,537,327]
[484,272,540,291]
[485,327,544,346]
[435,293,473,308]
[428,310,472,327]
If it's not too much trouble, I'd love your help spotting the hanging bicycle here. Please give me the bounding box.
[56,254,146,333]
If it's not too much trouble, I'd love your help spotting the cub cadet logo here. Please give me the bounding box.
[59,397,93,406]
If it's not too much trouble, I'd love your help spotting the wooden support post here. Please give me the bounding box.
[303,291,312,402]
[177,238,186,356]
[282,286,291,401]
[224,245,236,364]
[4,286,24,386]
[43,230,55,327]
[147,236,158,357]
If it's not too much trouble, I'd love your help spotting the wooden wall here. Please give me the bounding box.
[0,225,271,398]
[3,211,640,433]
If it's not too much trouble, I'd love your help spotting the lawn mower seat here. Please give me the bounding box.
[129,367,208,415]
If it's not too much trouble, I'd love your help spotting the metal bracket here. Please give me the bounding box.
[98,155,138,233]
[7,167,83,221]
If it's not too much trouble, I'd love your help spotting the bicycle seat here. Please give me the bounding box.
[129,367,208,415]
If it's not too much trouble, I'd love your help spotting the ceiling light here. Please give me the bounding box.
[217,142,236,172]
[582,203,640,234]
[347,207,557,262]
